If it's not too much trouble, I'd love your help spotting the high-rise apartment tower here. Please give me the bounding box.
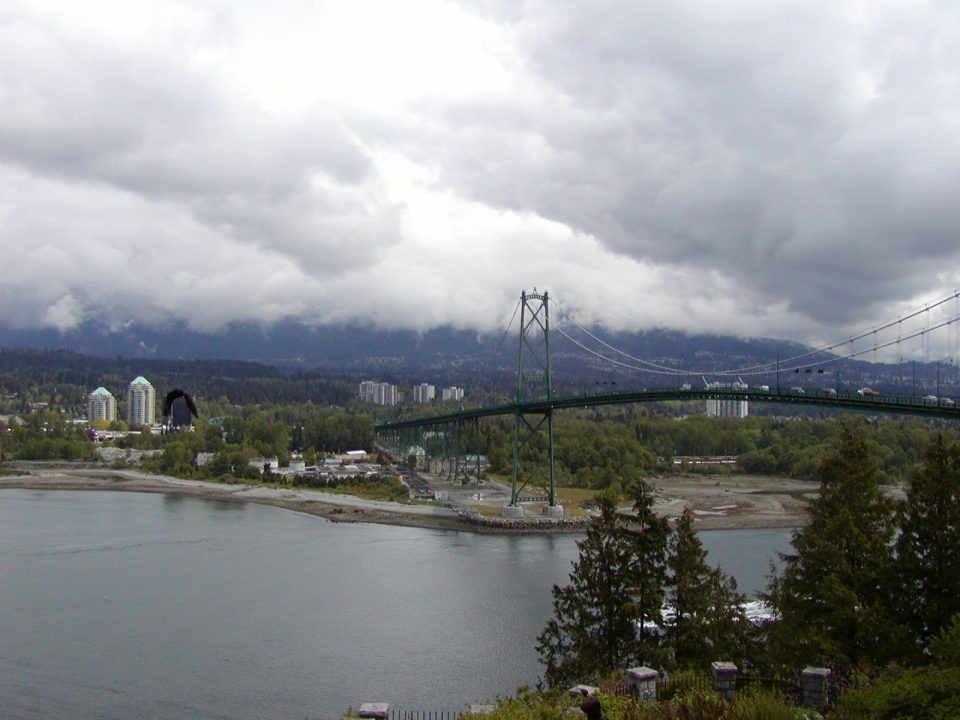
[127,376,156,428]
[87,387,116,424]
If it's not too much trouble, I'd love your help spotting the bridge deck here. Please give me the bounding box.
[375,387,960,431]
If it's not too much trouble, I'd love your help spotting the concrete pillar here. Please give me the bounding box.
[502,505,525,518]
[358,703,389,719]
[625,666,658,701]
[711,661,738,701]
[544,504,565,517]
[801,667,831,712]
[568,685,598,699]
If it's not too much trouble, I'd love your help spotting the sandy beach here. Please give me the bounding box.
[0,464,813,534]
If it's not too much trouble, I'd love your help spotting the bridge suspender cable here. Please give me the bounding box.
[555,307,960,377]
[554,291,960,378]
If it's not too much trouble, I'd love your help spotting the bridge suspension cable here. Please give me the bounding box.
[492,297,522,360]
[552,291,960,379]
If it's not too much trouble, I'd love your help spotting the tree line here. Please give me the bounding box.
[537,426,960,715]
[480,410,960,489]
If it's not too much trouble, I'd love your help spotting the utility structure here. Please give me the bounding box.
[508,289,563,517]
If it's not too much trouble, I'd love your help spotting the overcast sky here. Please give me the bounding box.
[2,0,960,350]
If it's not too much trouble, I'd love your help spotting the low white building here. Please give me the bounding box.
[705,381,749,418]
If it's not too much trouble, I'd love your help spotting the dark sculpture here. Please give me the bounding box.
[162,388,198,429]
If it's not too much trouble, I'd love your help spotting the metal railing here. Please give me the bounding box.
[609,673,805,705]
[385,709,463,720]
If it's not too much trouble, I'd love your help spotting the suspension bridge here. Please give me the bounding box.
[376,289,960,517]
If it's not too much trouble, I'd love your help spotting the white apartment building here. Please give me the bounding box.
[705,381,749,418]
[442,386,464,401]
[127,376,157,428]
[359,380,377,403]
[87,387,116,424]
[413,383,435,403]
[359,380,400,406]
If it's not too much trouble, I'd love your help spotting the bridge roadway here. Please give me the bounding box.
[375,386,960,431]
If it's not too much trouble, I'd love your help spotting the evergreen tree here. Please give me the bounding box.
[625,480,671,661]
[536,494,639,686]
[700,568,749,664]
[666,508,714,666]
[663,508,751,669]
[766,426,904,672]
[896,436,960,649]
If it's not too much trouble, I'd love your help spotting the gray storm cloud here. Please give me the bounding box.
[1,0,959,343]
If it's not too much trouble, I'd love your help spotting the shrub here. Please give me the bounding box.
[831,666,960,720]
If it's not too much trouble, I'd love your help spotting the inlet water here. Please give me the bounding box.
[0,490,792,720]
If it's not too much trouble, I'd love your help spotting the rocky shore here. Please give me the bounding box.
[0,464,812,534]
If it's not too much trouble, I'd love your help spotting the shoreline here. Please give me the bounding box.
[0,465,810,534]
[0,468,588,535]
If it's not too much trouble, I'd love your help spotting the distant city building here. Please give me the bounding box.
[359,380,400,406]
[705,381,749,418]
[87,387,116,424]
[442,386,464,401]
[359,380,376,403]
[126,376,156,428]
[413,383,435,403]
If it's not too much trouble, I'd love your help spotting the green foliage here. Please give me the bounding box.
[930,614,960,668]
[481,411,960,491]
[287,474,408,503]
[0,347,358,412]
[460,687,807,720]
[537,494,646,686]
[4,412,92,460]
[895,436,960,648]
[666,511,747,670]
[765,425,908,673]
[667,510,713,666]
[832,666,960,720]
[539,486,751,685]
[627,481,671,659]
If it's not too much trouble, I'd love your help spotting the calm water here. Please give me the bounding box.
[0,490,792,719]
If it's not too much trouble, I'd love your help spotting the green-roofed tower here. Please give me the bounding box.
[127,376,156,428]
[87,387,116,424]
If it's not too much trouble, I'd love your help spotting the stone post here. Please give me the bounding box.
[358,703,389,719]
[801,667,831,712]
[711,662,738,701]
[464,704,495,715]
[625,666,658,701]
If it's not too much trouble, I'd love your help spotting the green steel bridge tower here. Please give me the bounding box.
[507,290,563,517]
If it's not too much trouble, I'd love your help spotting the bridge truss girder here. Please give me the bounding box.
[383,418,482,484]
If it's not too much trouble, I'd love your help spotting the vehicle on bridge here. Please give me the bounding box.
[857,387,880,397]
